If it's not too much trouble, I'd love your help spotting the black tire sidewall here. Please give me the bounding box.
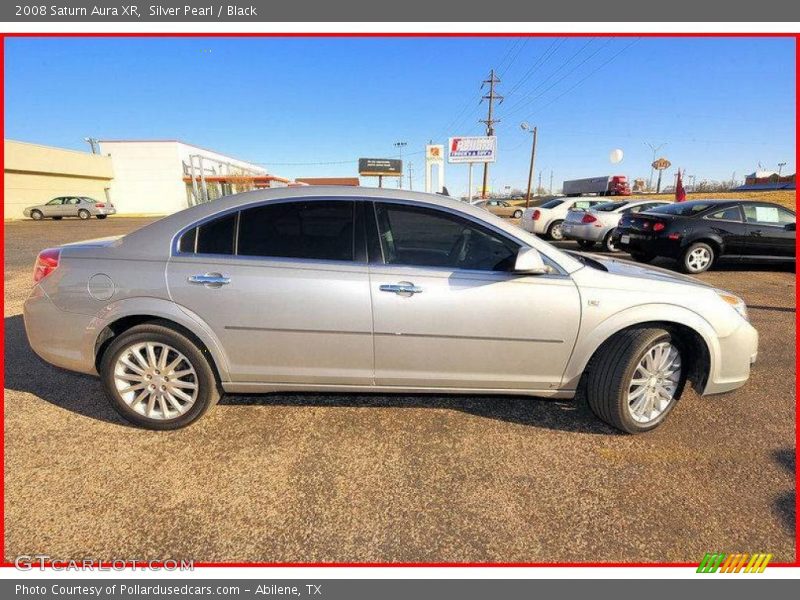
[513,210,522,219]
[100,326,219,430]
[604,231,617,252]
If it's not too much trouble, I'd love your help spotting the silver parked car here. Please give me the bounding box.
[23,187,758,433]
[562,199,672,252]
[23,196,116,221]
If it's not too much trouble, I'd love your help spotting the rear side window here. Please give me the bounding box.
[540,199,564,209]
[596,201,627,212]
[238,200,354,261]
[707,206,742,222]
[189,213,236,255]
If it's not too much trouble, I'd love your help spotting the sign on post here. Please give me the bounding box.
[447,136,497,164]
[358,158,403,177]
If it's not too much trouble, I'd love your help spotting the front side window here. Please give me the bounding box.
[238,201,354,261]
[743,204,795,226]
[374,203,519,271]
[47,198,64,205]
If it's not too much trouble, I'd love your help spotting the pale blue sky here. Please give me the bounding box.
[4,36,795,195]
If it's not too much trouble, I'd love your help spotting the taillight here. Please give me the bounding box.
[653,222,666,232]
[95,203,105,208]
[532,210,541,220]
[33,248,60,283]
[581,213,597,224]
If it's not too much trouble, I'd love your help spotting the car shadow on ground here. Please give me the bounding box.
[5,314,616,435]
[773,448,796,535]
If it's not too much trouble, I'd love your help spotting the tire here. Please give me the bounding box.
[585,327,686,433]
[96,214,108,219]
[630,251,655,263]
[681,241,715,274]
[78,209,91,220]
[512,209,523,219]
[548,220,565,241]
[576,240,596,250]
[30,210,43,221]
[603,230,619,253]
[99,323,221,430]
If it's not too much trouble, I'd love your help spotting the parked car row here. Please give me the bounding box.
[23,196,116,221]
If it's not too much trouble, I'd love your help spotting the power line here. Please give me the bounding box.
[503,38,565,99]
[498,38,529,78]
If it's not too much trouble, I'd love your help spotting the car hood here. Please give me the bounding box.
[579,253,712,289]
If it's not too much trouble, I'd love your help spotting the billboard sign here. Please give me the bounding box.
[652,157,672,171]
[426,144,444,163]
[448,136,497,164]
[358,158,402,177]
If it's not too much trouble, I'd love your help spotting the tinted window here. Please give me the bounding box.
[196,213,236,255]
[707,206,742,221]
[743,204,795,226]
[374,203,518,271]
[595,201,627,212]
[238,201,354,261]
[649,202,714,216]
[178,227,197,253]
[540,199,564,209]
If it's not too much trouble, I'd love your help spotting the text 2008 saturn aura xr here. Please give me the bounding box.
[23,187,758,433]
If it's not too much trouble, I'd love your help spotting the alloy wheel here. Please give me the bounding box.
[687,247,712,272]
[550,222,564,240]
[113,342,199,420]
[627,341,682,424]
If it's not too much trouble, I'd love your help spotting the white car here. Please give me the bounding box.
[521,197,605,240]
[562,199,672,252]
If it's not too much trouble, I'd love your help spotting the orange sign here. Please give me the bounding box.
[652,157,672,171]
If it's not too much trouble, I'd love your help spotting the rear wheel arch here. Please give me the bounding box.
[94,314,225,386]
[685,234,724,256]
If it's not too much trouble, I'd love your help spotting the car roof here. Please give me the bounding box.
[117,186,584,271]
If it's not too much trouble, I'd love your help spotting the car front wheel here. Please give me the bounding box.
[30,210,43,221]
[681,242,715,274]
[100,323,221,430]
[585,327,685,433]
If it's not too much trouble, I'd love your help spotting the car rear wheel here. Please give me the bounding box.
[100,323,221,430]
[512,209,523,219]
[78,209,91,220]
[30,210,43,221]
[585,327,685,433]
[548,220,565,241]
[577,240,596,250]
[681,242,715,274]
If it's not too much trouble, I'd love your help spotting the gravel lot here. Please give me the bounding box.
[4,217,796,563]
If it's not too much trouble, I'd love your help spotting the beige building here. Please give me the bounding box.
[4,140,114,220]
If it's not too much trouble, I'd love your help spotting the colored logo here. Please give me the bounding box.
[697,553,772,573]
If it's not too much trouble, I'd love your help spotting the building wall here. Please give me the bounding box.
[4,140,113,220]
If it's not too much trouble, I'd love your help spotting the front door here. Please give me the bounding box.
[368,201,581,391]
[703,205,750,255]
[166,199,374,385]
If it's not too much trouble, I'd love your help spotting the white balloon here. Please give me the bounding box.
[609,148,624,164]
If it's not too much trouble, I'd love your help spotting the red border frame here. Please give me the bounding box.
[0,30,797,570]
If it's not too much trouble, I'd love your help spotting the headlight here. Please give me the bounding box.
[715,289,748,322]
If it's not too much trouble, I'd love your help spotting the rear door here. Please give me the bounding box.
[742,203,796,257]
[167,199,374,385]
[368,200,581,391]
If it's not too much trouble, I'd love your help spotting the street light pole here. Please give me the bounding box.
[645,141,667,191]
[521,122,537,208]
[393,141,407,189]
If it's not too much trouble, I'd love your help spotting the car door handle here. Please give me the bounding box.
[379,282,423,296]
[188,273,231,287]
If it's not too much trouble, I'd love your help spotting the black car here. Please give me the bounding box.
[613,199,796,273]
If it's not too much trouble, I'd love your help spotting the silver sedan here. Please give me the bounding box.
[23,196,116,221]
[23,187,758,433]
[562,199,671,252]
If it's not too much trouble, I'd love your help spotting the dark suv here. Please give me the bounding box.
[613,199,795,273]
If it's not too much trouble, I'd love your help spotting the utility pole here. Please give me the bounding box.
[645,141,667,191]
[549,170,554,196]
[479,69,503,199]
[538,171,542,196]
[521,122,537,207]
[778,161,787,176]
[407,162,414,191]
[84,137,99,155]
[393,141,407,189]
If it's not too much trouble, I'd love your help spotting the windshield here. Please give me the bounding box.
[649,202,714,216]
[594,201,628,212]
[80,197,98,203]
[540,199,564,209]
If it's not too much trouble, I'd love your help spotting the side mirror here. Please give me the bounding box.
[513,247,550,274]
[785,222,795,232]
